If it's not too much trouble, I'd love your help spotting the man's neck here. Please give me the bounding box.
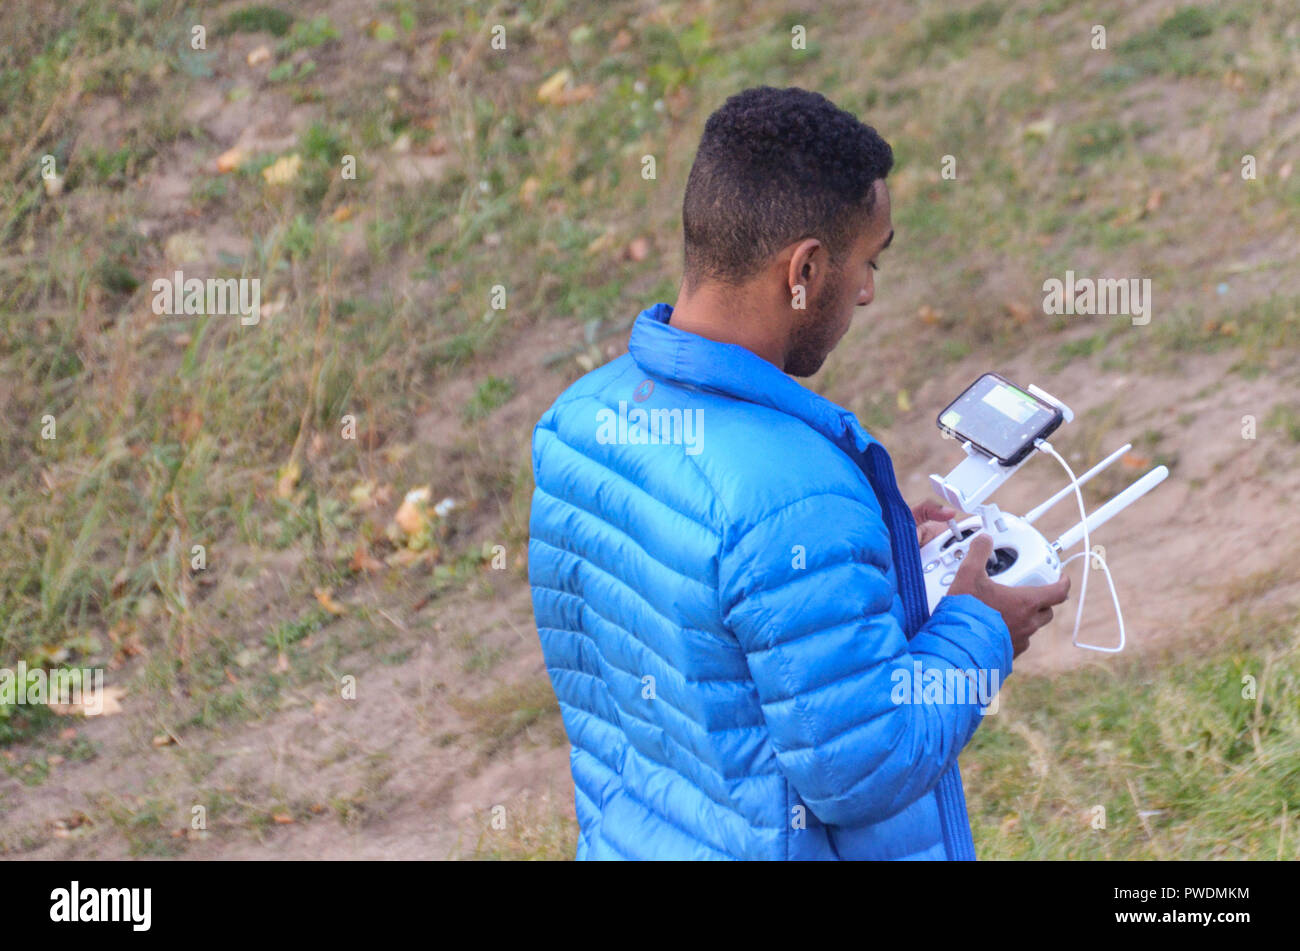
[669,280,788,370]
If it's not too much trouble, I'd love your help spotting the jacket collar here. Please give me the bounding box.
[627,302,881,459]
[628,303,929,632]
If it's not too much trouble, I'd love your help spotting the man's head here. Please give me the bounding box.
[678,86,894,376]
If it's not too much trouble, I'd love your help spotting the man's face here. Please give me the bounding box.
[786,180,894,377]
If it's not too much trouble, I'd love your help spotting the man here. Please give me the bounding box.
[528,86,1070,860]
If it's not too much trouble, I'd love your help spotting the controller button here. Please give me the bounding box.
[941,572,956,586]
[924,561,938,573]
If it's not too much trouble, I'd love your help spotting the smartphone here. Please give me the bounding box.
[937,373,1064,466]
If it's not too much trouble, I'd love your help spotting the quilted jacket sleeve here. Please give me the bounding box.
[718,491,1013,828]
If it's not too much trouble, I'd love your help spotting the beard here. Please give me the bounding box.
[785,270,848,377]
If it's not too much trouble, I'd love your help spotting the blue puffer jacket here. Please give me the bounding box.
[528,302,1013,860]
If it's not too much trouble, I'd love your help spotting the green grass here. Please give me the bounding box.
[463,375,516,422]
[220,6,295,38]
[1117,5,1226,79]
[5,0,1294,734]
[1265,405,1300,444]
[968,602,1300,859]
[902,2,1005,65]
[451,678,565,758]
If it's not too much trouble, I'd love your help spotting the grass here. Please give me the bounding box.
[219,6,295,38]
[462,375,516,422]
[1116,5,1229,80]
[0,0,1297,858]
[468,793,579,860]
[967,599,1300,859]
[450,678,565,758]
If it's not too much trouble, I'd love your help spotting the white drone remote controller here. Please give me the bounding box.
[920,512,1060,609]
[921,375,1168,651]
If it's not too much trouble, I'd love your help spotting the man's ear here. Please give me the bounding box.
[786,237,826,310]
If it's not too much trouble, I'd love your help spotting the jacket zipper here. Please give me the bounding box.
[865,444,975,861]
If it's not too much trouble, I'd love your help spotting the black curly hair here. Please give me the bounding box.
[681,86,893,290]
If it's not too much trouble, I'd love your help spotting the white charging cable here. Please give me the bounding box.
[1033,439,1126,653]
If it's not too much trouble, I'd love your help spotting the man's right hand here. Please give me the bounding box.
[945,534,1071,657]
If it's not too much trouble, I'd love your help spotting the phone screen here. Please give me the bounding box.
[938,374,1062,464]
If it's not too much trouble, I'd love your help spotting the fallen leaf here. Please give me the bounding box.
[50,813,92,839]
[331,204,355,222]
[276,652,289,673]
[164,230,206,264]
[349,480,375,508]
[896,389,912,413]
[585,230,616,257]
[1023,117,1055,141]
[262,153,303,186]
[51,684,126,717]
[275,459,301,499]
[537,69,572,104]
[394,486,431,535]
[386,547,435,568]
[152,733,175,747]
[626,237,650,262]
[350,542,384,574]
[519,176,541,207]
[1004,301,1031,324]
[247,44,272,67]
[216,146,246,174]
[918,304,943,326]
[558,84,596,106]
[314,586,346,615]
[260,295,288,319]
[272,813,295,825]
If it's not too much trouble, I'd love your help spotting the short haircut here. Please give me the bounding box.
[681,86,893,289]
